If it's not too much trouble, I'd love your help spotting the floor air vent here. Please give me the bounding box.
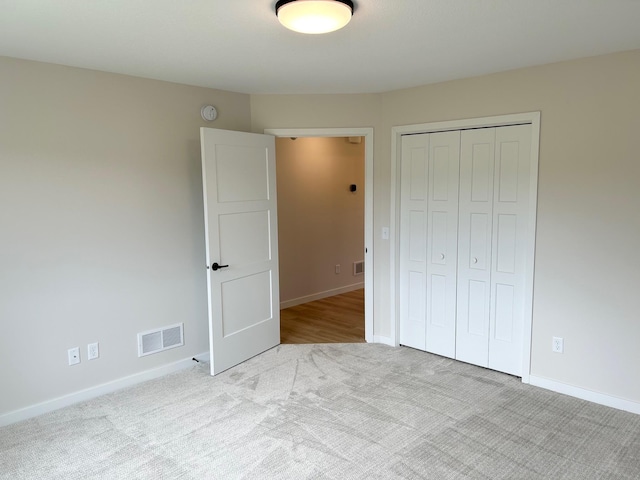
[353,261,364,275]
[138,323,184,357]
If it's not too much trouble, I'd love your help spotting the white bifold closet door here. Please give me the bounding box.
[399,124,532,377]
[457,125,532,376]
[399,131,460,358]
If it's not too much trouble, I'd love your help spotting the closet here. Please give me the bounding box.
[398,124,534,377]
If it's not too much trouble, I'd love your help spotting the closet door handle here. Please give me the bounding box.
[472,257,478,264]
[211,262,229,271]
[440,253,445,260]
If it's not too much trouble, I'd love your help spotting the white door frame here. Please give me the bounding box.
[265,127,374,344]
[390,112,540,382]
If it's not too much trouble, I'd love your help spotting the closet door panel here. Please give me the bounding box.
[425,131,460,358]
[467,280,488,336]
[409,211,426,262]
[489,125,531,376]
[399,134,429,350]
[429,274,447,327]
[496,214,517,273]
[403,271,426,346]
[471,145,492,202]
[456,129,495,367]
[494,283,515,342]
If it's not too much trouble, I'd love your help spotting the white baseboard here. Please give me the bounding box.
[529,375,640,415]
[280,283,364,309]
[372,335,395,347]
[0,351,210,427]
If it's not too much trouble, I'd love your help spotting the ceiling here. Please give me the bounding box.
[1,1,639,95]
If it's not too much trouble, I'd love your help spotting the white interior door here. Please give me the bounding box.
[200,128,280,375]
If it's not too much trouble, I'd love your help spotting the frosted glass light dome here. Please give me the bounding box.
[276,0,354,34]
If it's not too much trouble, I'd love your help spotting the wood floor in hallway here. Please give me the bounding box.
[280,289,365,344]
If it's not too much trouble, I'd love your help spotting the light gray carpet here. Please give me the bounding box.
[1,344,639,479]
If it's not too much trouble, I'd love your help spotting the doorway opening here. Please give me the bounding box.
[276,136,364,343]
[265,128,374,344]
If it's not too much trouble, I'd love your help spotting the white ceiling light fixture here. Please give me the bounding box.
[275,0,354,35]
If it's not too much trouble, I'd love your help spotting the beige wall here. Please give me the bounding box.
[0,56,251,415]
[276,137,365,303]
[252,49,640,404]
[2,49,639,417]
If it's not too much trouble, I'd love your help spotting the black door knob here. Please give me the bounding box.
[211,262,229,271]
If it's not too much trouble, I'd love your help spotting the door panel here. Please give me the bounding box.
[431,146,452,201]
[467,280,488,336]
[424,131,460,358]
[410,148,428,200]
[471,144,492,202]
[399,134,429,350]
[428,274,447,327]
[221,271,273,337]
[493,283,515,343]
[496,214,517,273]
[489,125,531,376]
[409,210,426,262]
[497,142,520,203]
[456,128,495,367]
[201,128,280,375]
[215,145,270,202]
[219,211,271,266]
[400,131,459,357]
[404,271,426,347]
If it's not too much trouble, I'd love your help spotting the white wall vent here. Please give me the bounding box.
[353,260,364,276]
[138,323,184,357]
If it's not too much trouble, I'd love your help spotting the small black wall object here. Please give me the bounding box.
[350,184,357,192]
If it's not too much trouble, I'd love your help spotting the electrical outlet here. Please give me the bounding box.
[68,347,80,366]
[552,337,564,353]
[335,264,341,274]
[88,342,99,360]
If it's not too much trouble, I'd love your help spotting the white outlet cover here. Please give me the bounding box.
[88,342,99,360]
[552,336,564,353]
